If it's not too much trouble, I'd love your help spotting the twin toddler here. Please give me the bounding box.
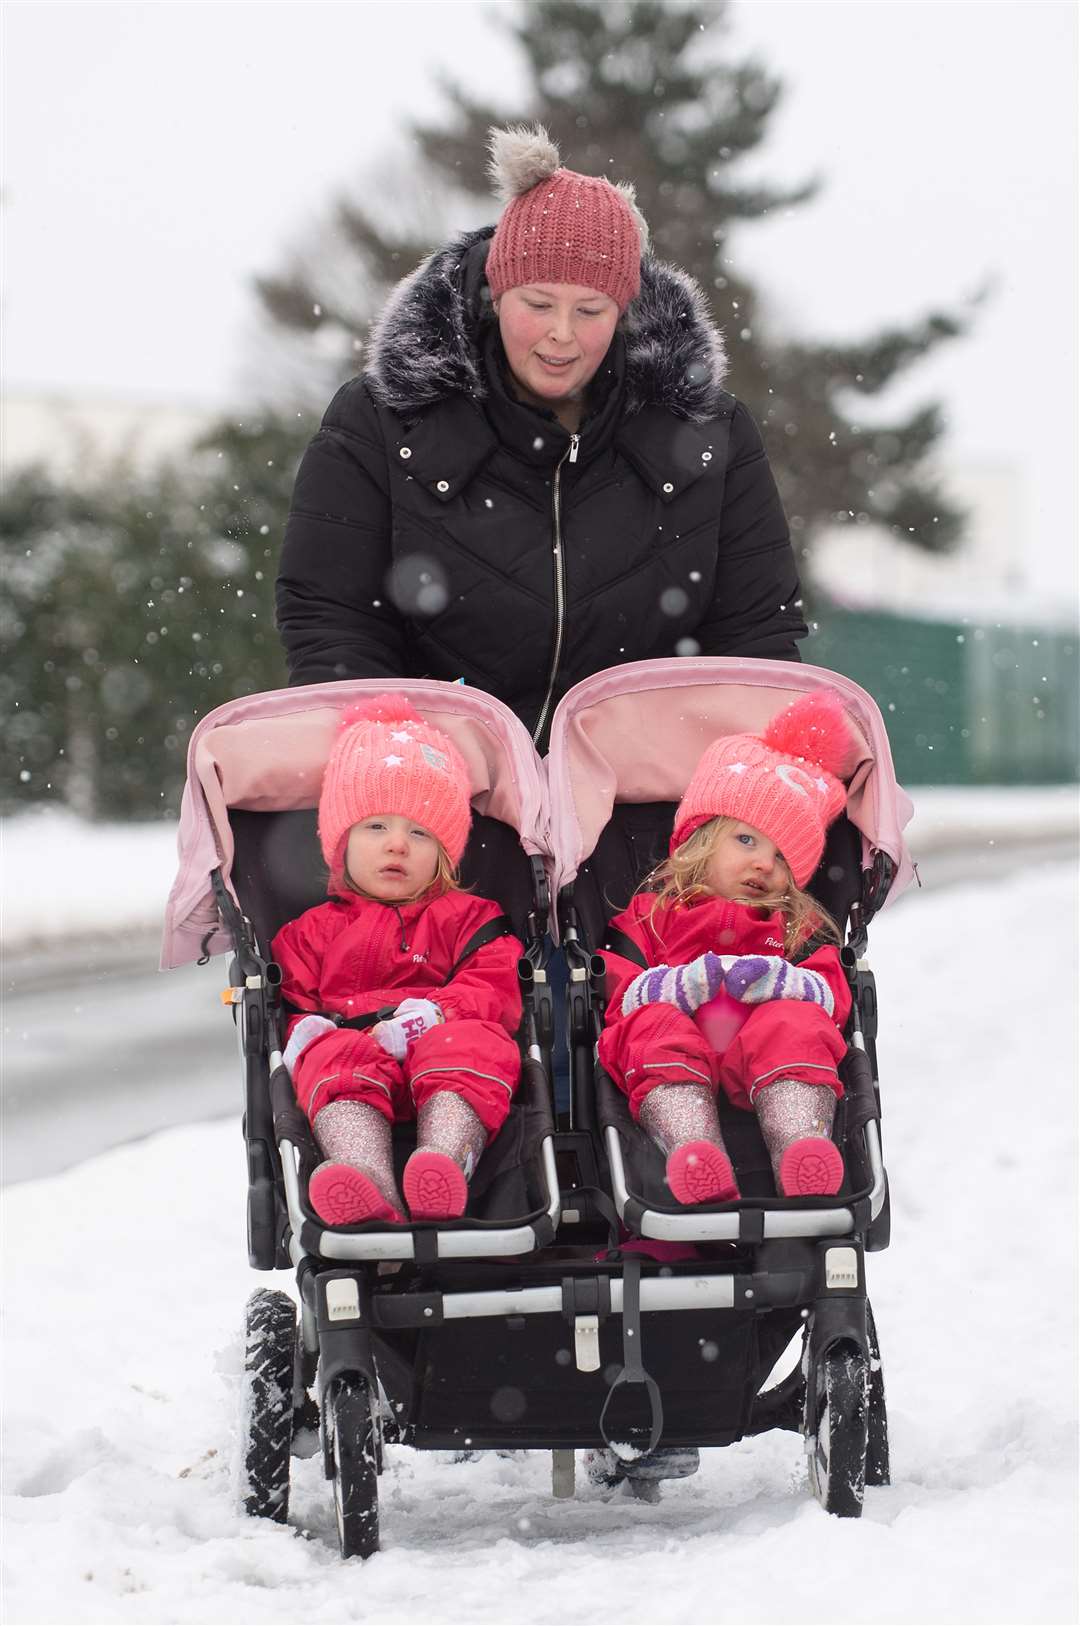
[275,689,853,1225]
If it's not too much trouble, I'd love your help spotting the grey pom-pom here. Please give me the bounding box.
[613,180,651,254]
[487,124,561,202]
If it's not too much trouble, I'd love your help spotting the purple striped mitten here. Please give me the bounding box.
[620,952,733,1018]
[722,955,835,1017]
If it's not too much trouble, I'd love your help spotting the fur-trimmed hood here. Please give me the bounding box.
[365,226,728,424]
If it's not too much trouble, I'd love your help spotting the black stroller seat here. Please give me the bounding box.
[567,801,881,1223]
[226,803,560,1258]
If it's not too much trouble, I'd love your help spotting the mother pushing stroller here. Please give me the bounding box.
[275,124,807,742]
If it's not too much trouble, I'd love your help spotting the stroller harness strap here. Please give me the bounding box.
[311,914,517,1031]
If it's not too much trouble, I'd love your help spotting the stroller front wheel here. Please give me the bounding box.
[325,1376,380,1559]
[806,1340,869,1518]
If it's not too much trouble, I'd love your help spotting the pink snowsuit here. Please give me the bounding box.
[598,893,851,1120]
[272,889,522,1138]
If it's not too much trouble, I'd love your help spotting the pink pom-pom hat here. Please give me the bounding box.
[671,691,852,887]
[317,694,473,886]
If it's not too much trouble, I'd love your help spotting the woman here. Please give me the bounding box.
[276,125,807,748]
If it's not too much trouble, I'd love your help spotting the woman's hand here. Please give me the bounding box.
[723,955,835,1016]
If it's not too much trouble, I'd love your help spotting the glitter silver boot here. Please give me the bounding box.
[754,1079,844,1197]
[637,1083,739,1204]
[403,1091,488,1220]
[309,1100,405,1225]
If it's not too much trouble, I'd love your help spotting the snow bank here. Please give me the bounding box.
[2,809,177,949]
[906,785,1078,852]
[2,789,1077,951]
[2,863,1077,1623]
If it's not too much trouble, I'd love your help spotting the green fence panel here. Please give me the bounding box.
[807,611,1079,786]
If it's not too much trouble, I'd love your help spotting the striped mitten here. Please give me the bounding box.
[620,952,733,1018]
[723,955,835,1017]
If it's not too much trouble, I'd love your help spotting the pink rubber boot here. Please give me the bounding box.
[754,1080,844,1197]
[638,1083,740,1205]
[403,1092,487,1220]
[309,1100,405,1225]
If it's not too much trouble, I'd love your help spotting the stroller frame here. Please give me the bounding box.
[164,662,909,1557]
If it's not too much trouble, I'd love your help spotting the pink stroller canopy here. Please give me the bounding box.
[545,657,914,903]
[163,660,914,970]
[161,679,549,970]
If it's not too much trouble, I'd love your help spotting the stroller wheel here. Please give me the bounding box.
[239,1289,297,1523]
[325,1376,380,1559]
[806,1341,869,1518]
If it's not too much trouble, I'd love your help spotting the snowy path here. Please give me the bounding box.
[3,863,1078,1624]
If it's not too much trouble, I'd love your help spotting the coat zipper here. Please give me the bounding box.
[532,431,579,745]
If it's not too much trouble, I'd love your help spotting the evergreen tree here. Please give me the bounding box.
[0,434,292,818]
[253,0,972,559]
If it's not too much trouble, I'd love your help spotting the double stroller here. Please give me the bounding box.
[162,657,914,1558]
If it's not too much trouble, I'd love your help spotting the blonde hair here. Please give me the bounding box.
[642,816,839,958]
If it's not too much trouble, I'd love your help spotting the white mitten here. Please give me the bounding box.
[282,1013,338,1076]
[372,998,443,1062]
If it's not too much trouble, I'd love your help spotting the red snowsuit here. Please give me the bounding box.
[598,893,851,1120]
[271,889,522,1137]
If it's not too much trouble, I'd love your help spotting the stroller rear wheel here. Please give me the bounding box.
[324,1376,380,1559]
[240,1289,296,1523]
[806,1341,869,1518]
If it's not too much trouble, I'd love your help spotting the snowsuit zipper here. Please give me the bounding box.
[532,432,580,746]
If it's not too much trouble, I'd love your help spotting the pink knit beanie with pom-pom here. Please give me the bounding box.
[318,695,473,883]
[672,691,853,887]
[485,125,646,313]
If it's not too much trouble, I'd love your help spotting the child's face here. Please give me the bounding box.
[345,814,441,901]
[705,821,790,905]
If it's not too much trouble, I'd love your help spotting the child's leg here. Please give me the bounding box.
[402,1020,520,1220]
[598,1004,739,1204]
[718,1004,846,1196]
[293,1029,408,1223]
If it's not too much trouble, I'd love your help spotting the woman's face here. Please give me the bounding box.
[496,283,620,412]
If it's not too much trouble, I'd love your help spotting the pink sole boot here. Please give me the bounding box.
[754,1080,844,1197]
[309,1100,405,1225]
[638,1083,740,1206]
[308,1163,404,1225]
[776,1138,845,1196]
[403,1092,487,1221]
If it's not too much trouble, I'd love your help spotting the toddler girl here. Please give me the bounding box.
[272,695,522,1226]
[598,691,853,1203]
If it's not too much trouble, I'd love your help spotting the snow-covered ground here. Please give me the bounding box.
[2,788,1077,950]
[3,860,1077,1624]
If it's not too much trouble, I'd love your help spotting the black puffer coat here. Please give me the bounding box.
[276,227,807,745]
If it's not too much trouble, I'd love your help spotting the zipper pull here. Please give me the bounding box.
[568,433,580,464]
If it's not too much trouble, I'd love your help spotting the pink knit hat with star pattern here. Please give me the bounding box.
[672,692,852,887]
[485,125,645,313]
[318,695,473,884]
